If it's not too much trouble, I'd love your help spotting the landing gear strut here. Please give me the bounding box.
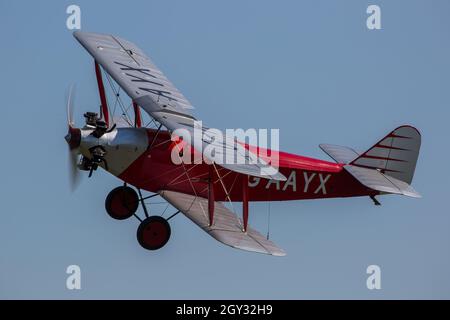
[105,185,175,251]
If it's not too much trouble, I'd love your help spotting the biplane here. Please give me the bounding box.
[66,32,421,256]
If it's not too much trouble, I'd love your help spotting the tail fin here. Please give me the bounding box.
[320,125,421,198]
[350,125,421,184]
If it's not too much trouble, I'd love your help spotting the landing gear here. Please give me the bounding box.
[105,185,175,251]
[136,216,171,250]
[105,186,139,220]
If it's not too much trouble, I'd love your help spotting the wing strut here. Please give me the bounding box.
[94,61,109,126]
[208,165,215,226]
[132,101,142,128]
[242,175,249,232]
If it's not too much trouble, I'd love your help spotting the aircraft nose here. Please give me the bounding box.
[65,126,81,150]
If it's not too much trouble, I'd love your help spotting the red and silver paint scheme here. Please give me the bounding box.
[66,31,422,256]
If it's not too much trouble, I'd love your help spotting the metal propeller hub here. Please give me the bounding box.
[65,126,81,150]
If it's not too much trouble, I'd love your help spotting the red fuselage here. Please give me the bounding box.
[119,128,375,202]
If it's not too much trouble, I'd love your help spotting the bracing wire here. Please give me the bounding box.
[104,72,133,125]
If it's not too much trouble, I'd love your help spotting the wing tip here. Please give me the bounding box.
[72,30,83,39]
[272,250,287,257]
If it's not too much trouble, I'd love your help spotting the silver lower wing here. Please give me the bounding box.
[159,190,286,256]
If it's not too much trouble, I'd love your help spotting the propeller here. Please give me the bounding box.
[67,84,75,127]
[65,85,82,191]
[68,147,81,191]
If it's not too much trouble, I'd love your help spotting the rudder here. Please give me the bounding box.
[350,125,421,184]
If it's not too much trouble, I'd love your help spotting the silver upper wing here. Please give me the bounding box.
[74,31,285,181]
[74,31,194,112]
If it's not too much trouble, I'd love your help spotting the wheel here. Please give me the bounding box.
[136,216,171,250]
[105,186,139,220]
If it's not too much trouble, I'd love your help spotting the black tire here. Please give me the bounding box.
[105,186,139,220]
[136,216,171,250]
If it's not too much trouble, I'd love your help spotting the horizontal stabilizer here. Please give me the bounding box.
[159,190,286,256]
[344,165,421,198]
[319,144,360,164]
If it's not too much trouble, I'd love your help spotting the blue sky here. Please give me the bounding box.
[0,0,449,299]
